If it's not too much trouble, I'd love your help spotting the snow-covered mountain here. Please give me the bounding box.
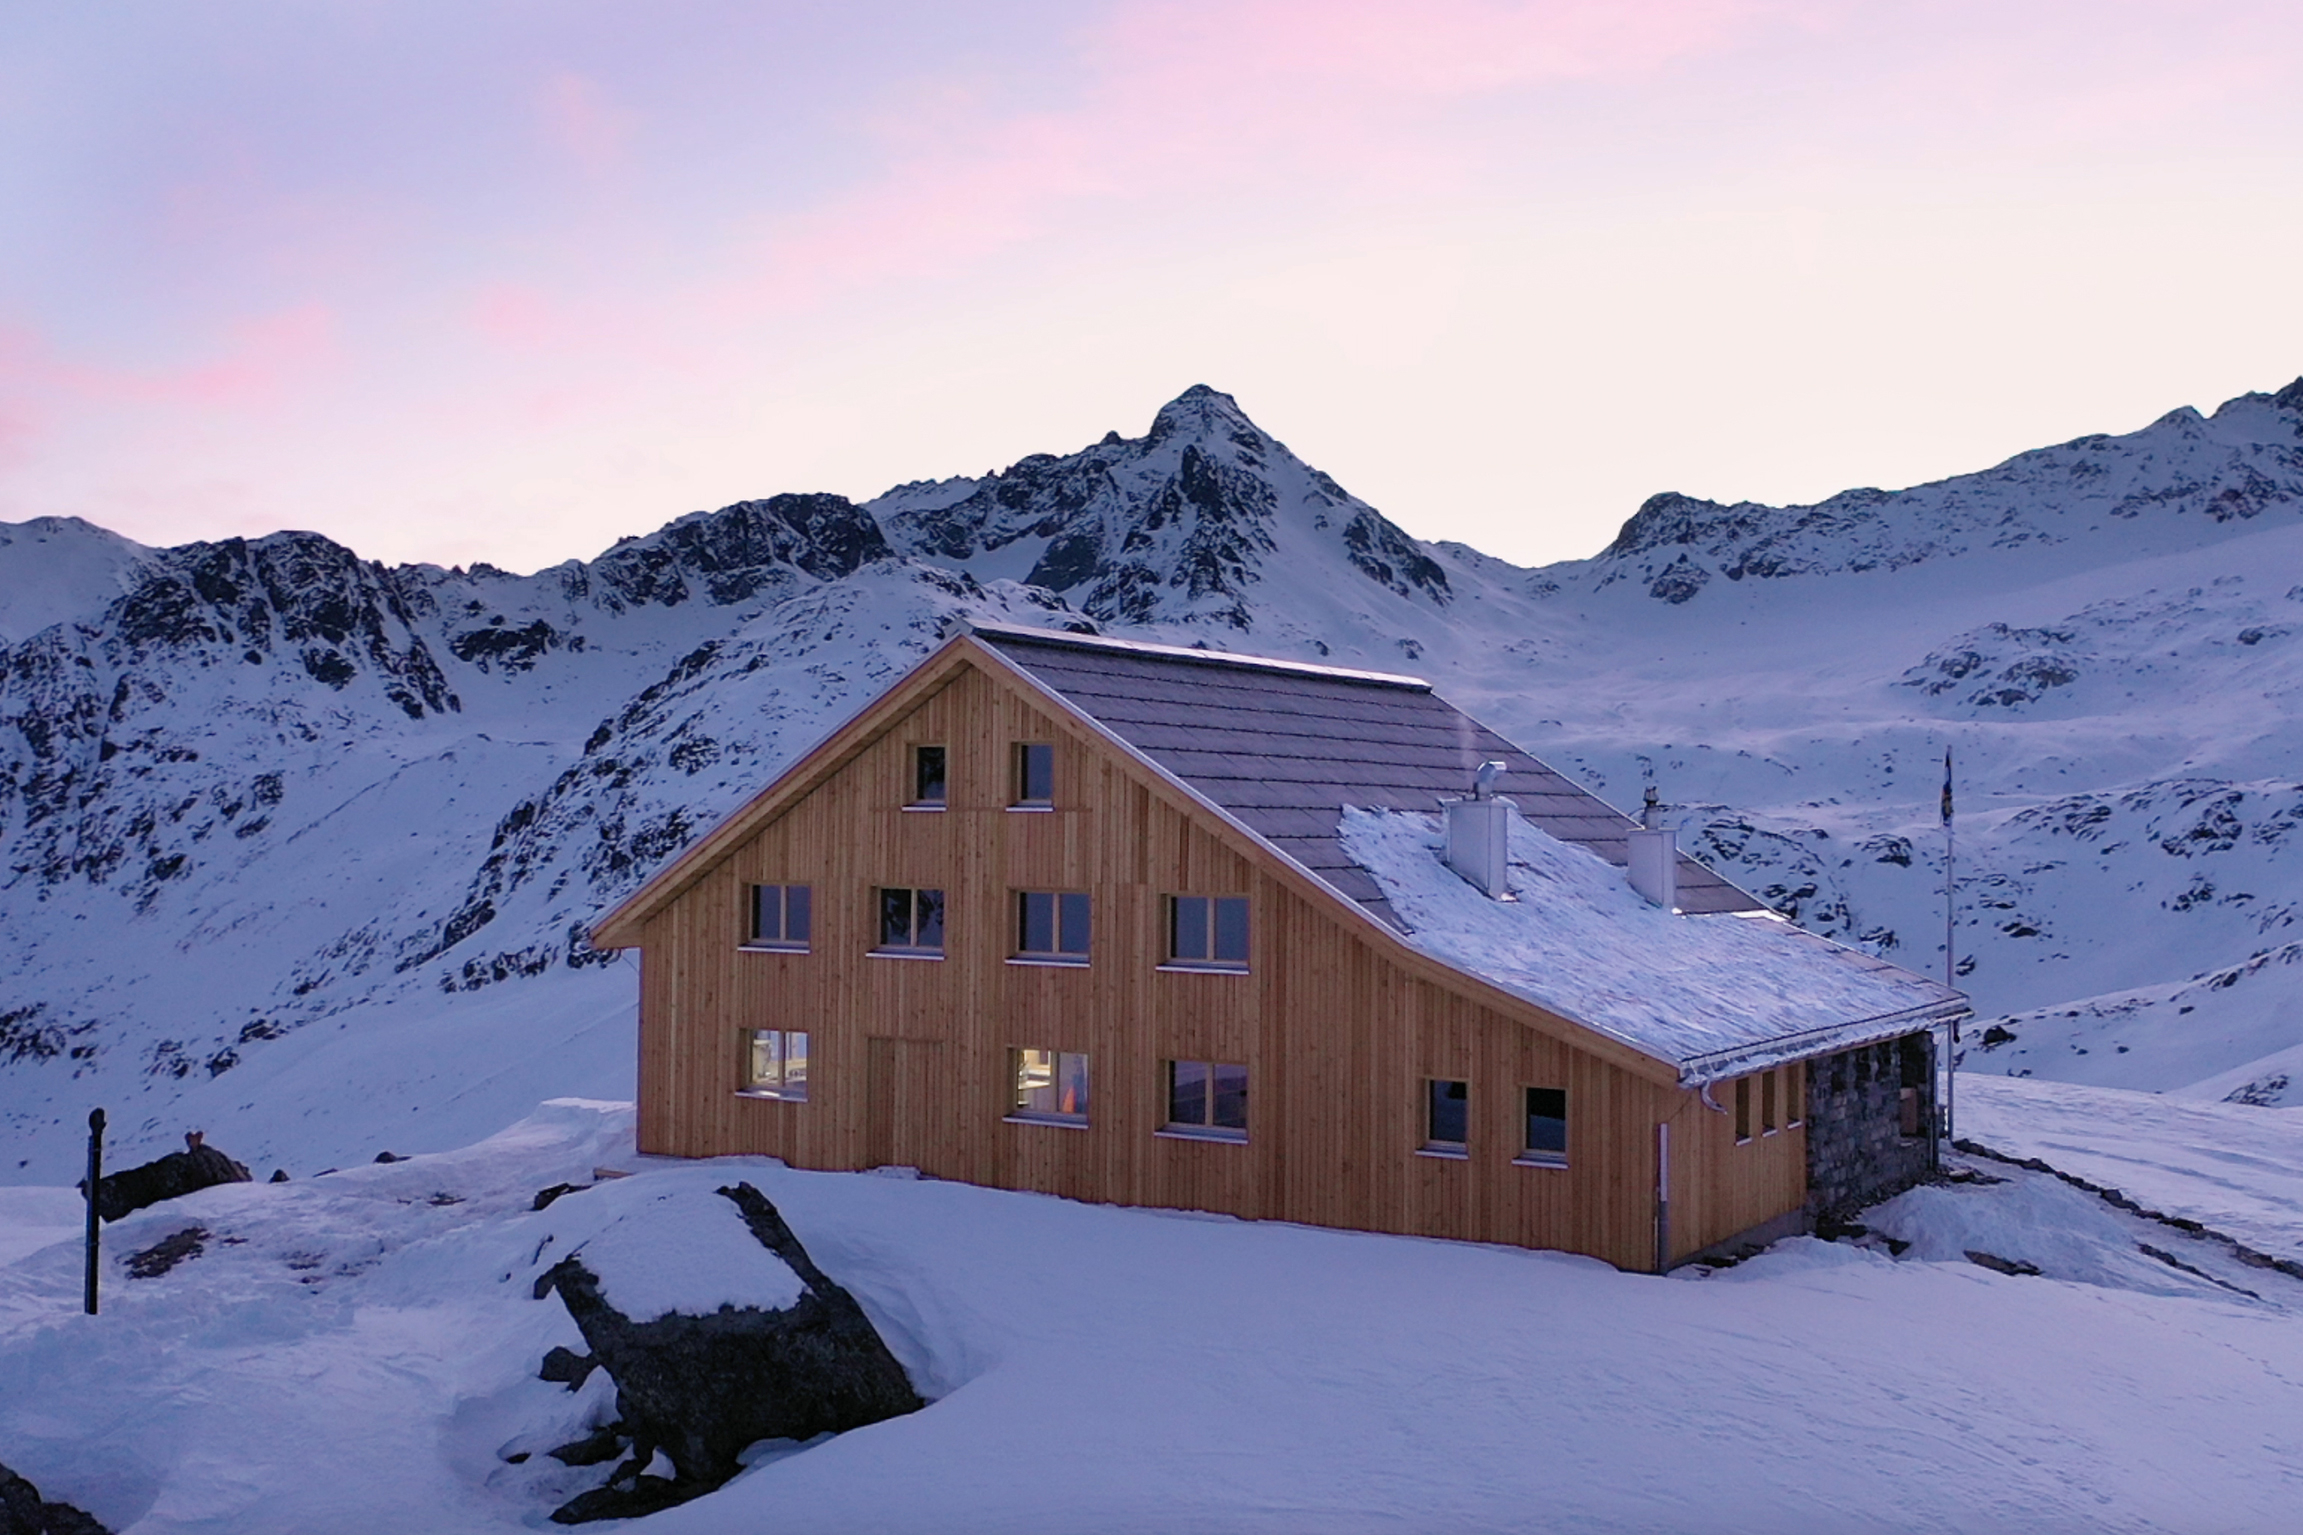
[7,378,2303,1180]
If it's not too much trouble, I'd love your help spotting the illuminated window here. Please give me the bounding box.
[1009,1048,1090,1124]
[740,1029,808,1100]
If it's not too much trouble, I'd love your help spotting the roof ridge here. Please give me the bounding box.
[966,621,1432,690]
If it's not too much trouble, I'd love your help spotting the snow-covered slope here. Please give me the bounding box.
[6,378,2303,1181]
[4,1095,2301,1534]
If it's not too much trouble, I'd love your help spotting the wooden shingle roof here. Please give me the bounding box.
[971,625,1768,927]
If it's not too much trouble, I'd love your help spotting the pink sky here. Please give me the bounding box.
[3,1,2300,571]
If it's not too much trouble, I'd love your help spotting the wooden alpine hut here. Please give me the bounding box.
[589,624,1967,1272]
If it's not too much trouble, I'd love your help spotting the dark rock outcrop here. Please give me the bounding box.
[0,1460,110,1535]
[532,1181,921,1522]
[90,1132,251,1222]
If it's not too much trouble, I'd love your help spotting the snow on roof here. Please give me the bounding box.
[1339,806,1964,1081]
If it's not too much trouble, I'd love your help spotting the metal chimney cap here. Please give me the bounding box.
[1473,760,1506,799]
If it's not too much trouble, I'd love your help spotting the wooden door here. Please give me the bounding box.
[865,1036,945,1172]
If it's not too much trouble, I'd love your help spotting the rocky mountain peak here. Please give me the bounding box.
[1146,384,1262,450]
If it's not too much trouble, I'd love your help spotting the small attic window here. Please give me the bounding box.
[910,745,947,809]
[1012,742,1055,808]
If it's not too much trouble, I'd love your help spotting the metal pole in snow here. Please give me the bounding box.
[1942,746,1957,1152]
[83,1107,104,1316]
[1653,1120,1671,1274]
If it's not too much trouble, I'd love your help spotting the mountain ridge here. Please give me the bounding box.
[8,374,2303,1178]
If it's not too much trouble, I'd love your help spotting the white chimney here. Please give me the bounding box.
[1443,761,1512,899]
[1627,788,1678,910]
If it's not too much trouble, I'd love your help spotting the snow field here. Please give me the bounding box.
[3,1096,2302,1533]
[1956,1075,2303,1265]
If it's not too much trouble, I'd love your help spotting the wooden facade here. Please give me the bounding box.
[595,637,1826,1273]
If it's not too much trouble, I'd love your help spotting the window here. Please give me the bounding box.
[1163,1060,1248,1140]
[910,745,947,808]
[1762,1069,1779,1136]
[1014,891,1091,963]
[744,883,811,951]
[1009,1048,1090,1124]
[740,1029,808,1100]
[1164,895,1249,970]
[1735,1076,1752,1144]
[1424,1079,1469,1155]
[1013,742,1055,807]
[1786,1061,1805,1129]
[1519,1087,1568,1166]
[874,886,945,956]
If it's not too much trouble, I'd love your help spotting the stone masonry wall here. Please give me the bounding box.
[1804,1030,1938,1224]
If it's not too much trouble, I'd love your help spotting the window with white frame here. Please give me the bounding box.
[1010,1048,1090,1124]
[1164,1059,1248,1139]
[874,886,945,955]
[740,1028,808,1099]
[745,883,811,951]
[1165,895,1248,970]
[1014,890,1090,963]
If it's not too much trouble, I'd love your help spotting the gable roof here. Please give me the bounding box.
[968,625,1764,926]
[591,623,1964,1084]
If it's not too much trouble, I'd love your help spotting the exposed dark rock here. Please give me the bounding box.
[1964,1249,2043,1277]
[532,1182,921,1521]
[90,1132,251,1222]
[532,1182,584,1211]
[550,1464,696,1525]
[372,1151,406,1164]
[539,1345,598,1389]
[125,1226,207,1279]
[0,1459,111,1534]
[546,1423,626,1467]
[269,1169,289,1183]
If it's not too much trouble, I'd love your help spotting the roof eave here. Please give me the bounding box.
[1670,997,1973,1086]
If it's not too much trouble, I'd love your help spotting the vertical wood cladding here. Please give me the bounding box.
[628,653,1808,1272]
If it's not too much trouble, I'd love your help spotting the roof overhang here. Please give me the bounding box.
[1669,997,1972,1086]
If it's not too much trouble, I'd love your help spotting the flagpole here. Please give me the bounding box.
[1942,746,1956,1154]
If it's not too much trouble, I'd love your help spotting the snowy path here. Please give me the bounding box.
[4,1099,2302,1533]
[1957,1075,2303,1264]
